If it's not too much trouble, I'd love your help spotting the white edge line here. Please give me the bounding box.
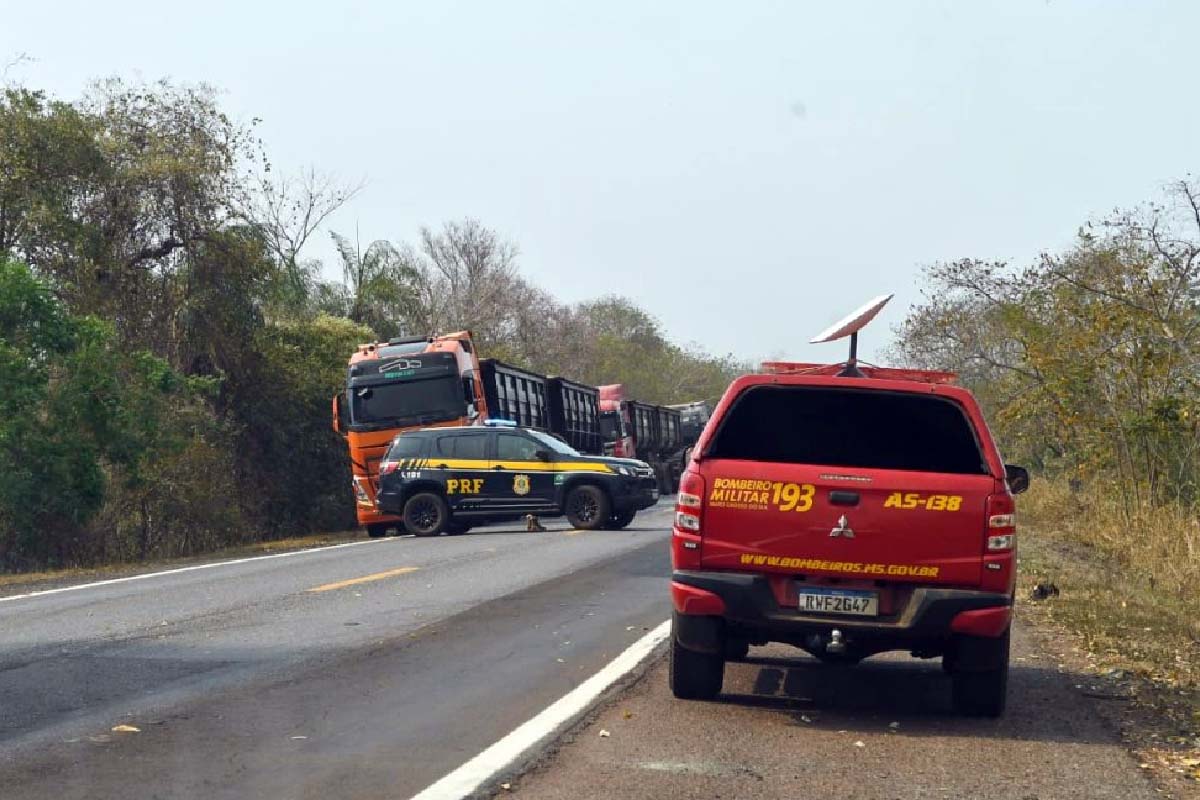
[409,618,672,800]
[0,538,389,604]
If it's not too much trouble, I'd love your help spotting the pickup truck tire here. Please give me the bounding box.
[950,630,1010,717]
[366,524,390,538]
[670,634,724,700]
[403,492,449,537]
[605,509,636,530]
[565,485,611,530]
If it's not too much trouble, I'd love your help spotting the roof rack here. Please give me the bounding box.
[759,362,958,385]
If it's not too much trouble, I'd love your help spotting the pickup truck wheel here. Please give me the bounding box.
[366,524,390,538]
[565,485,611,530]
[951,631,1010,717]
[605,509,636,529]
[403,492,449,537]
[670,634,724,700]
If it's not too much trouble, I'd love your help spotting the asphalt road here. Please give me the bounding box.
[512,624,1166,800]
[0,504,676,800]
[1,501,1175,800]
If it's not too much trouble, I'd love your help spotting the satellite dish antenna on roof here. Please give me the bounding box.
[809,294,894,378]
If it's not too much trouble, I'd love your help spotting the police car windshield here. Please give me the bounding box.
[525,429,580,456]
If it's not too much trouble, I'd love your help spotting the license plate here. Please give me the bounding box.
[797,587,878,616]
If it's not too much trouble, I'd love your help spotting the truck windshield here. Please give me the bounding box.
[526,429,581,456]
[349,375,466,428]
[599,411,623,440]
[707,385,987,474]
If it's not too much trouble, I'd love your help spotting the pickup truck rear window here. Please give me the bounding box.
[707,385,987,474]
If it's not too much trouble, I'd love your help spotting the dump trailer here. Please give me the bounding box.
[546,377,603,455]
[478,359,549,430]
[478,360,604,455]
[598,384,688,494]
[667,400,712,449]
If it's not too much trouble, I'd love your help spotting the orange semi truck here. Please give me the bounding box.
[332,332,486,537]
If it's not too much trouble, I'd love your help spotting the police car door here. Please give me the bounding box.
[433,431,490,512]
[490,432,557,511]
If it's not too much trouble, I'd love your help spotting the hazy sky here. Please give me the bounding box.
[4,1,1199,363]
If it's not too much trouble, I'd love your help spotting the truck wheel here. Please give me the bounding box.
[403,492,449,537]
[669,632,724,700]
[606,509,636,529]
[950,630,1010,717]
[366,524,390,539]
[565,485,611,530]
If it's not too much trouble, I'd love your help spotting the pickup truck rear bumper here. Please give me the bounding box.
[672,570,1011,652]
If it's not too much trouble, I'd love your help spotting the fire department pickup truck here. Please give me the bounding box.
[668,299,1028,716]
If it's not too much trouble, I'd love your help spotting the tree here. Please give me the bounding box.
[0,258,213,567]
[241,167,362,313]
[891,177,1200,513]
[324,229,419,339]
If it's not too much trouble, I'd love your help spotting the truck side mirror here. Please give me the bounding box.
[1004,464,1030,495]
[331,395,344,435]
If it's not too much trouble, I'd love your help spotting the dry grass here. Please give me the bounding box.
[1019,479,1199,686]
[1018,478,1200,787]
[1023,478,1200,600]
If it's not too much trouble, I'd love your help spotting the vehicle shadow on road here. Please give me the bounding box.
[714,651,1121,743]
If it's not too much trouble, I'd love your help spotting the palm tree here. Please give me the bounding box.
[330,228,420,338]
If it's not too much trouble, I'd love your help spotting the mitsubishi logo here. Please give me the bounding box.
[829,514,855,538]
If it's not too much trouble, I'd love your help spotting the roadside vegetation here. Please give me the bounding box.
[891,179,1200,776]
[0,79,745,572]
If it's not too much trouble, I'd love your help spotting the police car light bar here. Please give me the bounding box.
[808,293,894,378]
[483,418,518,427]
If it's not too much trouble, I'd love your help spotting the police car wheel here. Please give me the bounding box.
[605,509,636,530]
[564,485,611,530]
[403,492,449,537]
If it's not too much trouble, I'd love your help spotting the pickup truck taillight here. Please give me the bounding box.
[675,471,706,534]
[986,493,1016,551]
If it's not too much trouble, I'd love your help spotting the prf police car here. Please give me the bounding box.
[375,421,659,536]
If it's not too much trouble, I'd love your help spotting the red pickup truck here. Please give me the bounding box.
[669,363,1028,716]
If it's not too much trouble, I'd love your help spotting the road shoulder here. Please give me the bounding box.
[506,618,1170,800]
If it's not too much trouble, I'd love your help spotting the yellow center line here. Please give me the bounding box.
[306,566,420,593]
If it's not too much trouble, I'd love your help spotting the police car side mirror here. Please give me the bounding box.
[535,449,552,462]
[1005,464,1030,495]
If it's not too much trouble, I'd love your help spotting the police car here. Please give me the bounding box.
[375,421,660,536]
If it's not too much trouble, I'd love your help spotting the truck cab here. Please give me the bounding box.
[333,332,484,536]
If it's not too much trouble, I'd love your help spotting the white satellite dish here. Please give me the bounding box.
[810,294,894,344]
[809,293,893,377]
